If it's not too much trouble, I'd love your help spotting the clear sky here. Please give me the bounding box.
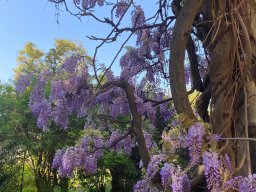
[0,0,86,81]
[0,0,156,82]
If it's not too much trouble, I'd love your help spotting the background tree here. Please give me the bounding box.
[0,83,20,192]
[0,40,88,192]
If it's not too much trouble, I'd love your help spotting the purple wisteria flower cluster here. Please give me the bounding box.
[52,134,104,177]
[131,6,145,28]
[52,129,135,177]
[135,154,191,192]
[203,151,221,191]
[224,174,256,191]
[187,122,205,165]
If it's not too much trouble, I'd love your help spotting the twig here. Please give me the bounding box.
[96,31,134,89]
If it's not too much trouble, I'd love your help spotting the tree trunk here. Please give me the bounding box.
[170,0,256,177]
[110,168,123,192]
[207,0,256,175]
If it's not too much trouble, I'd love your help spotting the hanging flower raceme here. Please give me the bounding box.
[160,163,174,188]
[131,5,145,28]
[187,122,205,165]
[171,169,190,192]
[52,133,105,177]
[133,180,150,192]
[146,154,166,180]
[224,174,256,191]
[16,73,34,94]
[203,151,221,191]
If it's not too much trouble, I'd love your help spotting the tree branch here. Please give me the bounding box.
[87,79,151,168]
[169,0,205,119]
[187,35,204,92]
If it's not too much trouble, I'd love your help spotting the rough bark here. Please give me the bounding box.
[205,0,256,175]
[247,0,256,173]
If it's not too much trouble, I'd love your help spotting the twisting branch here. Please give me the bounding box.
[169,0,205,119]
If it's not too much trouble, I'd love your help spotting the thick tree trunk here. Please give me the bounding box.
[247,0,256,173]
[170,0,256,178]
[206,0,256,175]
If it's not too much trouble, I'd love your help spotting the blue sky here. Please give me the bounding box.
[0,0,157,82]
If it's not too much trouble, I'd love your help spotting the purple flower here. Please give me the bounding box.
[81,135,105,159]
[143,131,156,150]
[97,0,104,6]
[84,155,97,174]
[240,175,256,191]
[29,71,49,113]
[51,99,70,129]
[111,97,129,118]
[108,131,133,155]
[73,0,80,6]
[133,180,150,192]
[207,134,221,142]
[224,175,256,191]
[223,176,243,190]
[224,154,232,173]
[120,48,145,80]
[203,151,220,191]
[80,0,104,8]
[132,6,145,28]
[146,154,166,180]
[61,56,79,74]
[62,147,84,177]
[16,73,33,94]
[52,149,65,169]
[160,163,174,187]
[50,80,65,101]
[36,99,51,131]
[219,154,232,176]
[187,122,205,165]
[171,170,190,192]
